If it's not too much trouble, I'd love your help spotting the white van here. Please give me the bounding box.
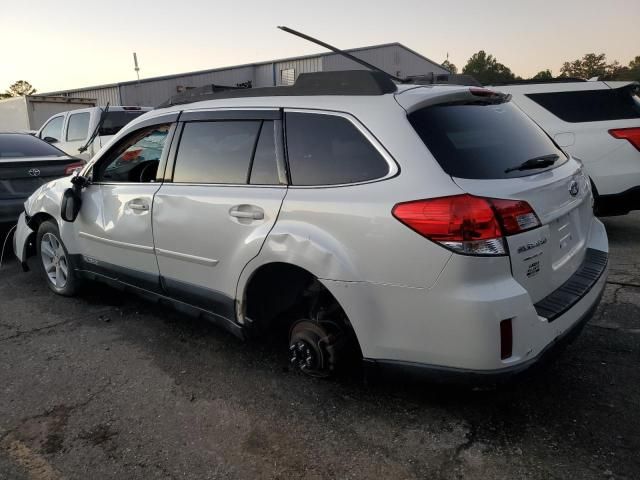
[37,106,152,160]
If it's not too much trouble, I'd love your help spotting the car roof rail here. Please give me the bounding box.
[156,70,398,108]
[487,77,588,86]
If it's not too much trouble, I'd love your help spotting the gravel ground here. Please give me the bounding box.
[0,213,639,480]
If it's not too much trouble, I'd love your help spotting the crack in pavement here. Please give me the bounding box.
[0,308,114,343]
[606,280,640,289]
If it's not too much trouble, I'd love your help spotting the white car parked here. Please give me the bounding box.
[493,80,640,216]
[13,71,608,382]
[37,106,152,161]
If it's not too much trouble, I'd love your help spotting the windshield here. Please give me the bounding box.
[0,134,66,158]
[408,101,567,179]
[99,110,147,136]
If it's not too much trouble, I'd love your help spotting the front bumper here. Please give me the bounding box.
[13,212,34,267]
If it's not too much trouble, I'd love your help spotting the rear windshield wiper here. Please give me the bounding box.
[504,154,559,174]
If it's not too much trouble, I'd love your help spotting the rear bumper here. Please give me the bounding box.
[363,284,603,385]
[595,186,640,216]
[0,197,27,225]
[325,218,608,381]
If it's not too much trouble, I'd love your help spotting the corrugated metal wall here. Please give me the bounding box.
[58,86,120,106]
[254,64,275,87]
[45,45,448,107]
[273,57,323,85]
[323,45,447,78]
[120,66,255,106]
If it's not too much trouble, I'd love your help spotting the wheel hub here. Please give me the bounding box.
[289,339,318,371]
[288,320,345,378]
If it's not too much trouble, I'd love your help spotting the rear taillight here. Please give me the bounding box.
[392,194,541,256]
[64,161,85,176]
[609,127,640,151]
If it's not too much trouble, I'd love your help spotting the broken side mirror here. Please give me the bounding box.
[43,136,58,143]
[61,187,82,222]
[61,174,90,222]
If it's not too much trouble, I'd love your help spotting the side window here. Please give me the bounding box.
[526,86,640,123]
[173,121,261,184]
[285,112,390,186]
[40,116,64,142]
[95,124,170,183]
[249,121,280,185]
[66,112,90,141]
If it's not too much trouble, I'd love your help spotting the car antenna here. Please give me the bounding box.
[277,26,406,83]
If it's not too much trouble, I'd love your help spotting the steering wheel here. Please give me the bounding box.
[138,161,158,182]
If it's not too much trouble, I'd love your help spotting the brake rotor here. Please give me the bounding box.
[288,320,343,378]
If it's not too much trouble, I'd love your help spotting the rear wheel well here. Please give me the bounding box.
[242,262,362,359]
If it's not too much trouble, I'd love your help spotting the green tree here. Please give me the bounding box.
[559,53,614,79]
[532,69,553,80]
[1,80,37,98]
[441,59,458,74]
[462,51,516,84]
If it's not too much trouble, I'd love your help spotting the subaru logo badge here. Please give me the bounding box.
[569,180,579,197]
[28,168,41,177]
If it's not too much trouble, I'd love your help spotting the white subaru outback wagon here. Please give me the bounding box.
[13,71,608,382]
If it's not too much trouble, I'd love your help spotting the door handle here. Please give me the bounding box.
[229,206,264,220]
[128,200,149,212]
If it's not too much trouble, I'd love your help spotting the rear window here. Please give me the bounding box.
[526,85,640,123]
[0,134,65,158]
[408,101,566,179]
[99,110,147,136]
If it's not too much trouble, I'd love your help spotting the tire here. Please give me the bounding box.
[36,220,79,296]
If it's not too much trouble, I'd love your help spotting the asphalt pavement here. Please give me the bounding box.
[0,213,639,479]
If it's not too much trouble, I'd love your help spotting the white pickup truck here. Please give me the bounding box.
[37,106,152,160]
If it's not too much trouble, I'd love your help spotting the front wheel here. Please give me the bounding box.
[36,220,79,296]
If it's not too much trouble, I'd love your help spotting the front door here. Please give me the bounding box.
[152,110,287,319]
[73,122,174,291]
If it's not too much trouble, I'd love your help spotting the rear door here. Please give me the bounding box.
[407,98,594,302]
[152,109,287,318]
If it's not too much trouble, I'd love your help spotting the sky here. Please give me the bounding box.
[1,0,637,93]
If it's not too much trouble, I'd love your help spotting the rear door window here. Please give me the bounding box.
[526,85,640,122]
[173,121,261,184]
[408,101,566,179]
[285,112,389,186]
[66,112,90,141]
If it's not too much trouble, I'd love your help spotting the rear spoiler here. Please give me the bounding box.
[396,87,511,115]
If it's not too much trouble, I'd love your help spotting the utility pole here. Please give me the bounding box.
[133,52,140,82]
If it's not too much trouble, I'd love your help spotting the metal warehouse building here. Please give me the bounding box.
[43,43,448,107]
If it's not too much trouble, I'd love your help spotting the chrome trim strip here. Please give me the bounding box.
[155,247,219,267]
[78,231,154,253]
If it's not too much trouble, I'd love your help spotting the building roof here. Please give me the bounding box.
[42,42,444,95]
